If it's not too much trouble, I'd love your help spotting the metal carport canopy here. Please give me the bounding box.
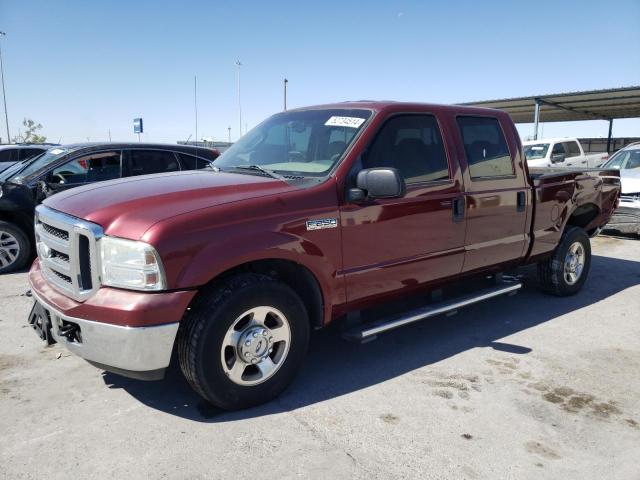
[460,86,640,149]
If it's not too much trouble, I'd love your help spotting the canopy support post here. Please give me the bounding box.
[606,119,613,153]
[533,99,541,140]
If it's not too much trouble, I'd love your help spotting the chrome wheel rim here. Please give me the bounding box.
[0,230,20,269]
[220,306,291,386]
[564,241,585,285]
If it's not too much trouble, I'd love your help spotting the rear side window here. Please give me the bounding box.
[364,114,450,184]
[564,142,581,158]
[457,116,513,179]
[19,148,44,161]
[127,150,180,176]
[177,153,211,170]
[0,149,14,162]
[50,151,122,185]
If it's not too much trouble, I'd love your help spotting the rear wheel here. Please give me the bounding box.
[0,221,30,274]
[537,226,591,296]
[178,273,310,410]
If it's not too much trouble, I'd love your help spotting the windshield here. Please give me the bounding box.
[7,147,73,182]
[524,143,550,160]
[214,108,372,176]
[601,148,640,170]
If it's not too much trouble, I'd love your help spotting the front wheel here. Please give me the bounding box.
[177,273,310,410]
[537,226,591,296]
[0,221,31,274]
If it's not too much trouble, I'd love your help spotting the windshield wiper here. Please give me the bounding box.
[229,165,286,181]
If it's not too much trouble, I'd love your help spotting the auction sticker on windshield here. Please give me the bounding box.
[325,116,366,128]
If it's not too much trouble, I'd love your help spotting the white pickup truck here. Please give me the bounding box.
[523,138,609,168]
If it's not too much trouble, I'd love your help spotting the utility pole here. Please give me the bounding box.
[0,32,10,144]
[194,76,198,146]
[283,78,288,111]
[227,126,231,143]
[235,60,242,138]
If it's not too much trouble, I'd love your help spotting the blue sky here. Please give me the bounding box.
[1,0,639,144]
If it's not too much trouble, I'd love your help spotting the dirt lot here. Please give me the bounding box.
[1,234,639,479]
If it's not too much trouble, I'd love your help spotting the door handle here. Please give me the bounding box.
[517,191,526,212]
[452,196,465,222]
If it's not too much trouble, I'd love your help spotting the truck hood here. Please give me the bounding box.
[44,170,296,239]
[620,170,640,194]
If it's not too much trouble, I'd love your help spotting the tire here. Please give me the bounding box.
[537,226,591,296]
[177,273,310,410]
[0,221,31,274]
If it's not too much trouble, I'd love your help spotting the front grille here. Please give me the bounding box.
[35,205,103,302]
[41,222,69,241]
[51,269,72,284]
[51,250,69,262]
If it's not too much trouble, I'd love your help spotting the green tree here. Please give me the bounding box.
[14,118,47,143]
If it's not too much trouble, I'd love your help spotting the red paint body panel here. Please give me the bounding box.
[31,101,621,328]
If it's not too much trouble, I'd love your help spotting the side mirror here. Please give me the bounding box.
[551,153,565,163]
[35,180,52,202]
[350,167,406,201]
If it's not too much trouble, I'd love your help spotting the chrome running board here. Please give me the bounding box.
[342,278,522,342]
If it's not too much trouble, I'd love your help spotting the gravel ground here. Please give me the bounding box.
[1,234,639,480]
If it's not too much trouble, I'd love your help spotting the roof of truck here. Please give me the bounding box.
[289,100,508,116]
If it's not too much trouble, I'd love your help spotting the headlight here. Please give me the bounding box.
[99,236,166,291]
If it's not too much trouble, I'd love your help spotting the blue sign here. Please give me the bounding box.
[133,118,143,134]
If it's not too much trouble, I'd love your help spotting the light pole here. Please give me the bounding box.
[283,78,288,111]
[0,32,10,144]
[235,60,242,138]
[227,126,231,143]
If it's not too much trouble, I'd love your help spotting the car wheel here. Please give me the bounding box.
[178,273,310,410]
[537,226,591,296]
[0,221,31,274]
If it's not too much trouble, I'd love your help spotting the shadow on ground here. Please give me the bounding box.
[102,253,640,422]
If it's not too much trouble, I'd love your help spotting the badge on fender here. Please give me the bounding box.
[306,218,338,231]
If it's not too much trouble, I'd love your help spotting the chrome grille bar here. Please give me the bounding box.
[35,205,103,302]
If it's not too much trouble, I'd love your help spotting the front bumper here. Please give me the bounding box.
[28,259,196,379]
[30,290,179,379]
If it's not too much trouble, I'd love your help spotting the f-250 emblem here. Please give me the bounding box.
[306,218,338,231]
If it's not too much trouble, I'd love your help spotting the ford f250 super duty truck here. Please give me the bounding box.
[26,102,620,410]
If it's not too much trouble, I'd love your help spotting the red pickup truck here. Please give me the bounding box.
[27,102,620,410]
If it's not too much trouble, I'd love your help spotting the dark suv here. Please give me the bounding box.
[0,143,219,273]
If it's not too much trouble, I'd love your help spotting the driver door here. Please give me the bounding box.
[45,150,123,197]
[339,113,466,306]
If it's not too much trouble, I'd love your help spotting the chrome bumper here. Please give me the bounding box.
[31,290,179,379]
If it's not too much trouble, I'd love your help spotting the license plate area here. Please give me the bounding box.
[28,301,55,345]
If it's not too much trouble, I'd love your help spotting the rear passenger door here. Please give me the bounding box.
[124,149,181,177]
[340,113,466,304]
[455,115,529,273]
[563,141,586,167]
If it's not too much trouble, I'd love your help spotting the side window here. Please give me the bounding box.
[0,149,14,162]
[552,143,566,155]
[456,116,513,179]
[127,150,180,176]
[625,151,640,170]
[19,148,43,161]
[50,151,121,185]
[565,142,581,158]
[364,114,450,184]
[177,153,210,170]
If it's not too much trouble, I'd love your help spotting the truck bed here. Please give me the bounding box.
[526,167,620,259]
